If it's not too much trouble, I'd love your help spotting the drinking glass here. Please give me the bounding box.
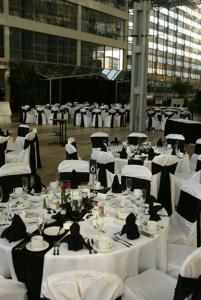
[61,180,71,204]
[126,178,132,194]
[0,185,3,202]
[22,177,28,192]
[37,216,45,235]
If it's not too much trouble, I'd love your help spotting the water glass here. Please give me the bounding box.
[0,185,3,202]
[126,178,132,194]
[22,177,28,192]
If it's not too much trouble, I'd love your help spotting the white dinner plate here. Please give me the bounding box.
[26,241,49,252]
[143,225,161,235]
[93,243,114,253]
[44,226,65,236]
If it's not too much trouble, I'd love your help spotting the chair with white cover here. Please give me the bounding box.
[104,109,117,128]
[165,134,185,153]
[121,165,152,200]
[191,138,201,171]
[35,106,46,125]
[167,180,201,278]
[92,109,102,128]
[65,144,79,160]
[0,275,28,300]
[151,154,178,216]
[47,107,59,125]
[0,162,31,201]
[21,105,35,124]
[127,132,148,145]
[58,160,89,185]
[91,150,115,187]
[123,247,201,300]
[90,132,109,149]
[41,270,123,300]
[76,108,92,128]
[14,124,30,149]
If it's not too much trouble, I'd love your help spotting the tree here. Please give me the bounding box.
[188,90,201,113]
[171,79,192,97]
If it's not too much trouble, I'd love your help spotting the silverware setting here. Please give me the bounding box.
[87,238,97,254]
[53,242,60,255]
[113,236,133,247]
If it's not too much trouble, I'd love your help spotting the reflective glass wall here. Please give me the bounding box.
[0,0,3,13]
[94,0,125,11]
[0,25,4,57]
[82,7,125,40]
[9,0,77,29]
[10,28,77,65]
[81,41,123,70]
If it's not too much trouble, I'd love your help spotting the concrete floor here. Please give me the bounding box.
[1,118,193,186]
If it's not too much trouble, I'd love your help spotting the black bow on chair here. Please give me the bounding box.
[109,112,116,128]
[97,162,114,187]
[174,275,201,300]
[119,112,126,127]
[152,162,178,216]
[93,112,101,128]
[80,111,86,127]
[157,114,162,122]
[23,107,31,124]
[0,142,6,167]
[24,139,37,175]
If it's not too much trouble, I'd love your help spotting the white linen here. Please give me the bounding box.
[58,160,89,173]
[0,275,27,300]
[121,165,152,181]
[0,162,31,176]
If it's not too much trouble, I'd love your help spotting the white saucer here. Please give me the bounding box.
[44,226,65,236]
[10,192,24,199]
[26,241,49,252]
[92,186,104,191]
[143,225,161,235]
[93,243,114,253]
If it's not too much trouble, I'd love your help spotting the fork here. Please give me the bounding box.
[56,243,60,255]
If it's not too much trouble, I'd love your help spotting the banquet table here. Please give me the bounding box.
[0,191,169,299]
[164,118,201,143]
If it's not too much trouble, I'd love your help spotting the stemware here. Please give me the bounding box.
[37,216,45,235]
[0,185,3,202]
[22,177,28,192]
[126,178,132,194]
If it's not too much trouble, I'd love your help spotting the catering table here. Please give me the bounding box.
[0,192,169,300]
[164,119,201,143]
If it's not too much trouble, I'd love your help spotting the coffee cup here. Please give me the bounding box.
[95,181,101,189]
[13,187,23,195]
[49,181,58,190]
[31,235,44,249]
[97,236,113,250]
[147,220,158,232]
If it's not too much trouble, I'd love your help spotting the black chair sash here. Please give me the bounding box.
[97,162,114,187]
[166,139,185,153]
[37,110,44,125]
[109,112,116,128]
[18,126,29,137]
[119,112,126,127]
[148,115,152,131]
[194,144,201,155]
[34,135,42,168]
[196,160,201,172]
[177,190,201,223]
[80,112,86,127]
[23,107,31,124]
[152,162,178,215]
[59,172,89,187]
[93,112,101,128]
[157,114,162,122]
[24,139,37,175]
[51,111,58,125]
[0,143,6,167]
[128,159,143,166]
[174,274,201,300]
[126,109,130,122]
[66,152,78,160]
[121,176,150,200]
[91,137,109,148]
[127,136,139,145]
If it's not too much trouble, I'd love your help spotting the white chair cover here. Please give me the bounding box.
[0,275,28,300]
[41,270,123,300]
[58,160,89,174]
[15,124,30,149]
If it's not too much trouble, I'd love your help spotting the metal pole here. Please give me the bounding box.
[129,0,150,132]
[49,79,52,105]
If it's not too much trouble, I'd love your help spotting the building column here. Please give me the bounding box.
[4,25,10,102]
[129,0,150,132]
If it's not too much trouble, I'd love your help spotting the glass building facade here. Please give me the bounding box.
[128,4,201,87]
[0,0,3,13]
[0,26,4,58]
[9,0,77,29]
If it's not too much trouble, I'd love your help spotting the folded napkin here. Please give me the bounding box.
[111,175,123,193]
[148,147,155,161]
[157,138,163,147]
[120,147,127,159]
[62,222,88,251]
[1,214,27,242]
[148,196,162,221]
[121,213,140,240]
[29,174,46,194]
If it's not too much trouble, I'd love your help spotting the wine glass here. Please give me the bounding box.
[37,216,45,235]
[126,178,132,194]
[22,177,28,192]
[0,185,3,202]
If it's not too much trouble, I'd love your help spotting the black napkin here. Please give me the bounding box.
[111,175,123,193]
[157,138,163,147]
[148,196,162,221]
[120,147,127,159]
[29,174,46,193]
[1,214,27,242]
[62,222,88,251]
[121,213,140,240]
[148,147,155,160]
